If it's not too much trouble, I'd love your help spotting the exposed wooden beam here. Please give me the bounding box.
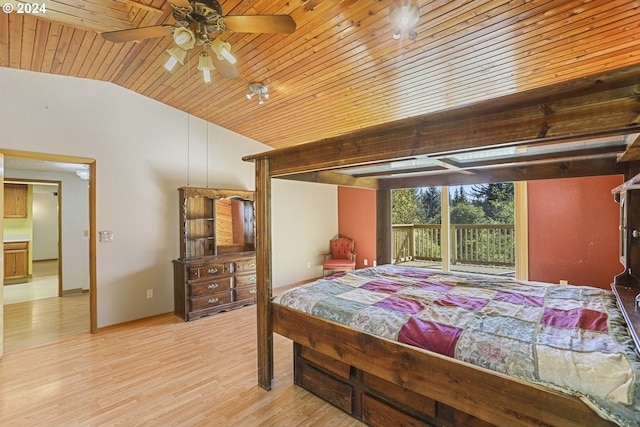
[244,63,640,177]
[435,142,628,170]
[379,156,628,190]
[278,170,379,189]
[618,134,640,162]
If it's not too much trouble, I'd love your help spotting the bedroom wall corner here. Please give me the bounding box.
[337,186,376,269]
[527,175,623,288]
[271,179,338,289]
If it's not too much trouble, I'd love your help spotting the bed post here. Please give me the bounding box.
[255,156,273,390]
[376,187,392,265]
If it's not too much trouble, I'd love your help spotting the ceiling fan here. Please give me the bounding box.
[101,0,296,81]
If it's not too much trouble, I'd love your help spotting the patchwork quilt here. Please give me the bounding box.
[277,264,640,426]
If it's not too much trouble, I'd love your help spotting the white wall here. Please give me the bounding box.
[4,175,89,292]
[0,67,337,327]
[272,179,338,289]
[32,184,61,261]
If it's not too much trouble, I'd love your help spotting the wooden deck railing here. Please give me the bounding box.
[392,224,515,266]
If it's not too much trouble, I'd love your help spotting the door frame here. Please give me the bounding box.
[0,149,97,334]
[5,178,62,295]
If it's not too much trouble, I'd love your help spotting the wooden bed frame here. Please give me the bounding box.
[243,64,640,426]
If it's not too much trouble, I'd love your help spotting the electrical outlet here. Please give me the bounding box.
[559,280,568,285]
[146,289,153,299]
[364,259,368,266]
[307,261,311,269]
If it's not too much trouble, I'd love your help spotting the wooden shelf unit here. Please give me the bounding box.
[612,172,640,353]
[174,187,256,321]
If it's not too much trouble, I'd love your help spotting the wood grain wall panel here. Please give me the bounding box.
[2,0,640,149]
[49,26,74,75]
[19,14,36,70]
[8,14,23,69]
[30,18,51,71]
[67,31,98,77]
[40,22,62,74]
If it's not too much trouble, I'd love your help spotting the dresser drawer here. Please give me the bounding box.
[235,258,256,272]
[190,277,232,297]
[191,292,232,311]
[187,263,231,280]
[235,273,257,287]
[234,287,257,302]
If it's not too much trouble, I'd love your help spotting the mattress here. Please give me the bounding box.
[276,264,640,426]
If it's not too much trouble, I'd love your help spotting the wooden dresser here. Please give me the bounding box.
[173,252,256,321]
[173,187,256,321]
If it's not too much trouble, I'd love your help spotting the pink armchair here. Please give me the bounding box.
[322,236,356,276]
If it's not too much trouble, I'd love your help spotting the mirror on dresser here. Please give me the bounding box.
[173,187,256,321]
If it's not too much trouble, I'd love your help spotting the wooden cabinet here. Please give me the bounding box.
[4,241,29,280]
[173,254,257,321]
[174,187,256,321]
[4,183,28,218]
[612,172,640,352]
[178,187,255,259]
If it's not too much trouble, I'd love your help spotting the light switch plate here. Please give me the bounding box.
[99,231,114,242]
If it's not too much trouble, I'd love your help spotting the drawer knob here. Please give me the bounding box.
[208,283,218,289]
[250,276,256,282]
[207,267,218,274]
[249,289,257,294]
[208,297,219,304]
[248,262,256,268]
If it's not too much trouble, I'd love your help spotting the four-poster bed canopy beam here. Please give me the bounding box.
[244,63,640,178]
[379,156,629,191]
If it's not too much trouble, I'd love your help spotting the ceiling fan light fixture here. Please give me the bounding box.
[210,39,236,64]
[172,27,196,49]
[164,45,187,71]
[390,4,420,40]
[247,82,269,104]
[198,51,215,83]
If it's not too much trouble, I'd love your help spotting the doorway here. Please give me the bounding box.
[0,151,97,355]
[3,180,62,306]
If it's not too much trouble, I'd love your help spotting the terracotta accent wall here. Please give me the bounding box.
[527,175,623,289]
[338,186,376,269]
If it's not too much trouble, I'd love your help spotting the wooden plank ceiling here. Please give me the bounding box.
[1,0,640,150]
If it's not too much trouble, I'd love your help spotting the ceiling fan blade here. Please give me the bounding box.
[101,25,173,43]
[209,54,240,79]
[223,15,296,34]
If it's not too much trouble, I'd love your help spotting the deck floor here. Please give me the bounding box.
[396,260,515,277]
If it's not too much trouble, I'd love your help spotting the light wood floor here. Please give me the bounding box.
[0,305,365,426]
[3,259,90,353]
[3,292,90,353]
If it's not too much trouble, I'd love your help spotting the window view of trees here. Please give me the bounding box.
[391,183,516,270]
[392,183,514,225]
